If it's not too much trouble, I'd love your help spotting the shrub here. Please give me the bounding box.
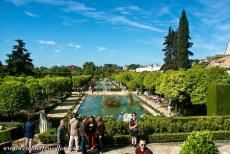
[113,135,130,144]
[0,129,11,143]
[104,119,129,136]
[149,132,189,143]
[0,126,24,143]
[180,131,219,154]
[102,96,121,107]
[39,128,57,144]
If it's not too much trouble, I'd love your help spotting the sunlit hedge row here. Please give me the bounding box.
[0,76,80,115]
[113,66,230,105]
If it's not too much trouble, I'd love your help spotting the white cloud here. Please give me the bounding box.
[7,0,165,33]
[53,49,60,53]
[38,40,56,45]
[97,47,107,52]
[63,2,164,33]
[109,16,165,33]
[114,6,140,15]
[68,43,81,49]
[158,6,170,16]
[25,11,38,17]
[7,0,26,6]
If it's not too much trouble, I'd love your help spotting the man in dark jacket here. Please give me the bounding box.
[135,139,153,154]
[57,119,67,154]
[24,114,35,154]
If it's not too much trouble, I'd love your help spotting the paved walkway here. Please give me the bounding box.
[47,92,79,118]
[131,92,177,117]
[11,141,229,154]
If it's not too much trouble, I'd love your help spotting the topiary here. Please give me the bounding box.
[180,131,219,154]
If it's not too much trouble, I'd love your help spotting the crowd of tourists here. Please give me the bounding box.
[58,113,105,154]
[23,112,153,154]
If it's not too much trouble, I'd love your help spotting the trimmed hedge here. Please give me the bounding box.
[0,129,11,143]
[0,125,24,143]
[39,128,57,144]
[113,135,130,144]
[207,84,230,116]
[149,130,230,143]
[138,116,230,135]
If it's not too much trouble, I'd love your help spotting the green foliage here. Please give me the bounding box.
[149,132,189,143]
[127,64,140,70]
[207,84,230,116]
[40,77,72,98]
[0,129,11,143]
[113,135,130,144]
[180,131,219,154]
[103,96,121,107]
[5,39,34,76]
[72,75,91,88]
[83,62,96,75]
[156,70,187,102]
[176,10,193,69]
[25,81,43,112]
[161,27,178,71]
[0,124,24,143]
[39,128,57,144]
[104,119,129,136]
[0,81,30,115]
[143,72,161,92]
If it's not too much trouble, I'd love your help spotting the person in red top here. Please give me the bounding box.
[135,139,153,154]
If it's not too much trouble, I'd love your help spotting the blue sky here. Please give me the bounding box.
[0,0,230,67]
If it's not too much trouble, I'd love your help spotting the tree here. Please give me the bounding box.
[49,65,71,76]
[161,27,178,71]
[83,62,96,75]
[6,39,34,76]
[0,61,3,77]
[128,64,140,70]
[176,10,193,69]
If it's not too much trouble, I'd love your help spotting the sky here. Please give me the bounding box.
[0,0,230,67]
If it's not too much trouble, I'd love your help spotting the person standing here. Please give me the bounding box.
[68,113,80,151]
[24,114,35,154]
[87,116,97,150]
[129,112,138,147]
[135,139,153,154]
[96,117,105,153]
[79,117,88,154]
[57,119,67,154]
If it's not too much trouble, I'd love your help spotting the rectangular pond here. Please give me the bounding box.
[77,95,148,118]
[95,80,116,90]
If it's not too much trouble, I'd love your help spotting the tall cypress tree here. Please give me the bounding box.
[171,30,178,70]
[6,39,34,76]
[176,10,193,69]
[161,27,178,71]
[161,27,173,71]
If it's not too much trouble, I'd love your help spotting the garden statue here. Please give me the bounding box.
[39,110,51,133]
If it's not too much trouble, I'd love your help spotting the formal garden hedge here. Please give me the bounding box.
[0,75,91,116]
[207,84,230,116]
[0,122,24,143]
[113,66,230,115]
[39,116,230,144]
